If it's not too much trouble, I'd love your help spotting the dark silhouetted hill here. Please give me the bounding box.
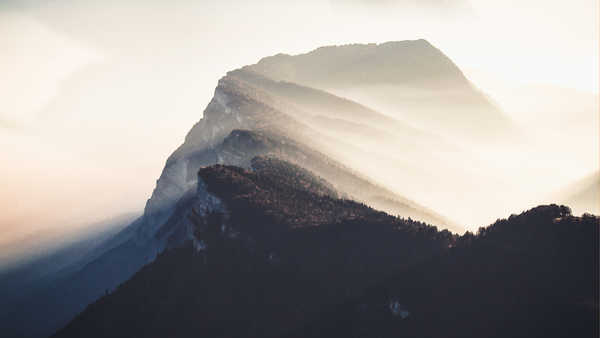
[288,205,599,338]
[53,158,454,338]
[52,158,598,338]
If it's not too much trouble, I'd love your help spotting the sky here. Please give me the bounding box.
[0,0,598,264]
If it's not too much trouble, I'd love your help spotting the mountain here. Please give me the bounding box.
[153,68,465,226]
[289,205,599,338]
[246,40,467,89]
[209,129,458,229]
[52,157,456,338]
[0,40,517,337]
[245,40,515,141]
[0,77,456,337]
[53,163,598,338]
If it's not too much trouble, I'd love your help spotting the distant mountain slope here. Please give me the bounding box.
[245,40,514,141]
[53,157,455,338]
[226,68,463,159]
[0,213,136,320]
[289,205,599,338]
[227,68,448,146]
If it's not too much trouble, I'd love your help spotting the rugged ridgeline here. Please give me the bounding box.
[53,160,598,338]
[148,69,460,232]
[244,40,515,141]
[53,157,456,338]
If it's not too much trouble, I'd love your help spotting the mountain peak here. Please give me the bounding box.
[246,39,467,89]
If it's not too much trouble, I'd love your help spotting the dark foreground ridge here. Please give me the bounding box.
[52,157,454,338]
[290,205,599,338]
[53,159,599,338]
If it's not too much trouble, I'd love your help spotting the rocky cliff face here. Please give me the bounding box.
[141,66,463,247]
[141,75,309,237]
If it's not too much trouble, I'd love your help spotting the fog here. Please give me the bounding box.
[0,0,597,266]
[325,82,598,227]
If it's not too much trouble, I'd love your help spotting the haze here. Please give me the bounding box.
[0,0,598,267]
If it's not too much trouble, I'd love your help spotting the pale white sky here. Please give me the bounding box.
[0,0,597,260]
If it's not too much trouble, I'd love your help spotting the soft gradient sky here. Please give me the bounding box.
[0,0,598,263]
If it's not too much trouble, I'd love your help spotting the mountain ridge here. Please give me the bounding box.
[288,205,599,338]
[51,158,598,338]
[246,39,470,89]
[0,39,534,338]
[52,157,457,338]
[244,40,514,142]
